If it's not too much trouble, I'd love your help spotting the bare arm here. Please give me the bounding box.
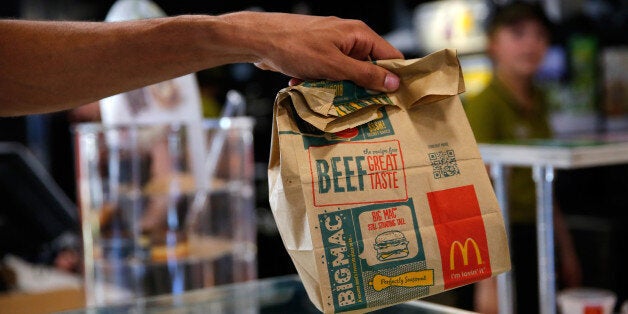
[0,12,403,116]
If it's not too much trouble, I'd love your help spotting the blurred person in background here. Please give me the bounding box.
[464,2,582,313]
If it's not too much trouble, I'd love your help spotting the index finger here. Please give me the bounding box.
[367,32,404,61]
[336,55,400,92]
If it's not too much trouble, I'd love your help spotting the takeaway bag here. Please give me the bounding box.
[268,49,510,313]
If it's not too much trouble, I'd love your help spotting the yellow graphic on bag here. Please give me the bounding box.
[368,270,434,291]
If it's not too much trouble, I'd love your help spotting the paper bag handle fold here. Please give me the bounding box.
[377,48,465,110]
[274,49,465,133]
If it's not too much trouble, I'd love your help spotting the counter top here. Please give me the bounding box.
[61,275,476,313]
[478,140,628,168]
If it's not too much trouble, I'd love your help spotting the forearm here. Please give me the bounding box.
[0,14,255,116]
[0,11,402,116]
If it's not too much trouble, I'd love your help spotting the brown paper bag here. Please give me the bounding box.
[268,49,510,313]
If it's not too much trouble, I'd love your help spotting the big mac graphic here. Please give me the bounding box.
[374,230,410,261]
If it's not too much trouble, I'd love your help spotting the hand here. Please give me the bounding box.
[223,12,403,92]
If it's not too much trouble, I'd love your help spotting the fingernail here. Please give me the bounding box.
[384,74,400,92]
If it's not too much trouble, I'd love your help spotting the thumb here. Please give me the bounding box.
[340,58,400,93]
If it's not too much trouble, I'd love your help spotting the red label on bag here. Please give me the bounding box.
[428,185,492,289]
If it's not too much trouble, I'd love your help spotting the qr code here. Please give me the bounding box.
[429,149,460,179]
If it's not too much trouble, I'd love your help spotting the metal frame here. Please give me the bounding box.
[479,141,628,314]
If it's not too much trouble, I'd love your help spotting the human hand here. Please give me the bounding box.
[222,12,403,92]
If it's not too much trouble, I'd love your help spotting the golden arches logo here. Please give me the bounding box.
[449,238,483,270]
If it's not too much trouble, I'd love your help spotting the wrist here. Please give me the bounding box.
[202,12,267,65]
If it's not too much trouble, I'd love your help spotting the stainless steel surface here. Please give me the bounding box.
[491,164,514,314]
[479,142,628,169]
[534,166,557,314]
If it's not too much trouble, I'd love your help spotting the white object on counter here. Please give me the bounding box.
[4,254,81,293]
[557,288,617,314]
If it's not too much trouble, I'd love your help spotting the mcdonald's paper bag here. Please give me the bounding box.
[268,49,511,313]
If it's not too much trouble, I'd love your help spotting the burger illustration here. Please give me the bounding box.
[333,127,359,139]
[326,126,360,141]
[374,230,410,261]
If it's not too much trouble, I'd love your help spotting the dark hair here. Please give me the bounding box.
[487,1,553,37]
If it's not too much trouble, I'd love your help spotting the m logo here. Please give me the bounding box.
[427,185,492,289]
[450,238,483,270]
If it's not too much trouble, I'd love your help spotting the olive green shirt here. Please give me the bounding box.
[464,78,551,224]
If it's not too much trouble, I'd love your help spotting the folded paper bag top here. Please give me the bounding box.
[269,49,510,313]
[275,49,464,134]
